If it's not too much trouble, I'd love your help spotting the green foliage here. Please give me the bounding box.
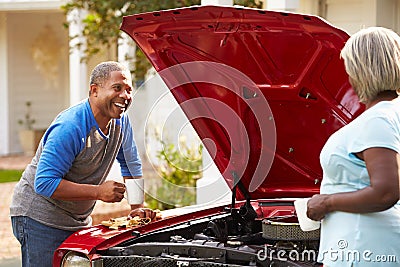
[146,138,203,210]
[0,170,23,183]
[62,0,202,81]
[61,0,263,82]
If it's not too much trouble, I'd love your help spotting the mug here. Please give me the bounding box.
[125,178,144,205]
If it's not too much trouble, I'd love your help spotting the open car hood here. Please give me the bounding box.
[121,5,364,200]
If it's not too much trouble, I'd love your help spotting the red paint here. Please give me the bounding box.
[54,5,365,266]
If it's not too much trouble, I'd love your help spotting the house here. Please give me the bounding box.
[1,0,400,205]
[1,0,399,156]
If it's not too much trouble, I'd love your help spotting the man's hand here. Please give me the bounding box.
[97,180,126,202]
[129,208,159,221]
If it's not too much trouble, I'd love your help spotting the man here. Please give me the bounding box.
[10,61,156,266]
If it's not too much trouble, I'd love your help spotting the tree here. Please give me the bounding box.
[62,0,263,82]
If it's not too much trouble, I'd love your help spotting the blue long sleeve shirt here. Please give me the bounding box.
[10,99,142,230]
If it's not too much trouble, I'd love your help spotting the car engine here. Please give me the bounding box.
[100,201,322,267]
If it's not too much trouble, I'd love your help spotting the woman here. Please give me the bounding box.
[307,27,400,266]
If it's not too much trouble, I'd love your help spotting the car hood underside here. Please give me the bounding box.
[121,5,364,200]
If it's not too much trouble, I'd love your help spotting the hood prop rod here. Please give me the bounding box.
[231,172,238,211]
[230,171,257,221]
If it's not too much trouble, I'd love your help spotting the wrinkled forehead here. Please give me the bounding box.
[121,69,132,81]
[108,69,132,84]
[121,71,133,88]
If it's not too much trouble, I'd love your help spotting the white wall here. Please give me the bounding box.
[7,11,69,153]
[324,0,376,34]
[324,0,400,35]
[376,0,399,31]
[266,0,400,35]
[297,0,319,15]
[0,12,9,155]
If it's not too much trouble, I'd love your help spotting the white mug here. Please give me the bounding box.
[125,178,144,205]
[294,198,321,231]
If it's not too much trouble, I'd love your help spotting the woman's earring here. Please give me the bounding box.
[396,89,400,96]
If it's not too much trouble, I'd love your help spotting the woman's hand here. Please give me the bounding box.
[307,194,331,221]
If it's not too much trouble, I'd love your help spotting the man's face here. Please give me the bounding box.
[93,70,133,120]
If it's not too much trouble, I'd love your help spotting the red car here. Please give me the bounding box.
[54,5,364,267]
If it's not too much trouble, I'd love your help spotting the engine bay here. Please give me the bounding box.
[101,201,322,267]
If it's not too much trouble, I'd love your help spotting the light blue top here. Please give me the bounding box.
[318,98,400,266]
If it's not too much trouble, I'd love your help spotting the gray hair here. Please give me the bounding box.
[340,27,400,103]
[89,61,130,86]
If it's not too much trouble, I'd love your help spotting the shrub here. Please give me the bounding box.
[146,137,203,210]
